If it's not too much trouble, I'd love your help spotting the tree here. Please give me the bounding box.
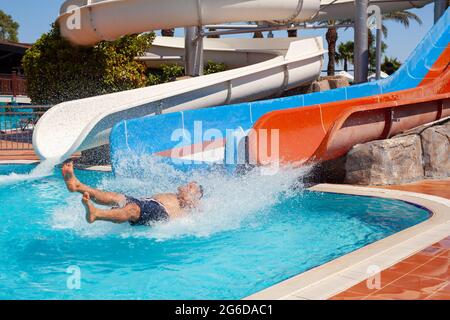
[247,21,264,38]
[316,10,421,77]
[253,31,264,38]
[161,29,175,37]
[367,10,421,72]
[381,56,402,75]
[325,21,338,76]
[368,32,388,71]
[317,19,346,76]
[0,10,19,42]
[23,24,155,105]
[382,11,422,37]
[336,41,354,72]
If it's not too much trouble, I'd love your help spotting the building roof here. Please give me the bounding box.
[0,40,33,55]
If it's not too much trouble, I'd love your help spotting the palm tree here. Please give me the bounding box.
[336,41,354,72]
[382,11,422,37]
[319,20,340,76]
[317,19,348,76]
[367,10,421,71]
[253,31,264,38]
[317,10,421,77]
[381,56,402,75]
[247,21,264,38]
[161,29,175,37]
[368,30,388,71]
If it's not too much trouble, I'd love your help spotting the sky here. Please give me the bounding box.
[0,0,436,68]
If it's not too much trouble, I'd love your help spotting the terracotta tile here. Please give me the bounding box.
[402,252,438,265]
[364,295,392,300]
[365,285,429,300]
[425,292,450,300]
[330,290,367,300]
[410,257,450,281]
[344,281,379,295]
[432,238,450,249]
[419,246,445,256]
[345,271,405,294]
[390,274,447,294]
[437,249,450,259]
[378,270,409,286]
[436,282,450,294]
[386,261,419,274]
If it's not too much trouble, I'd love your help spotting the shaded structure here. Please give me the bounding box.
[0,40,31,75]
[0,41,31,101]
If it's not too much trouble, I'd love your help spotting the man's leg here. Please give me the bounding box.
[82,193,141,224]
[62,161,125,207]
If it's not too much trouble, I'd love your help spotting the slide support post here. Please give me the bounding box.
[434,0,447,23]
[354,0,369,83]
[185,26,204,77]
[375,28,382,80]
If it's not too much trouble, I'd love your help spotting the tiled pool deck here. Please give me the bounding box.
[331,237,450,300]
[331,180,450,300]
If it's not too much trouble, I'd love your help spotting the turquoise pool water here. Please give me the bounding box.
[0,108,34,131]
[0,164,430,300]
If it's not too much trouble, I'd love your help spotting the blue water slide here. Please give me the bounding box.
[110,9,449,174]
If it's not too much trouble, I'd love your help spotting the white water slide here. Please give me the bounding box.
[33,0,432,160]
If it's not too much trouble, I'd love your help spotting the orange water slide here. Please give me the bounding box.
[249,46,450,167]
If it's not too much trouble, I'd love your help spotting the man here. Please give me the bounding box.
[62,161,204,226]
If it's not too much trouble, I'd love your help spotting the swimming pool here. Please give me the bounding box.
[0,107,34,131]
[0,164,430,300]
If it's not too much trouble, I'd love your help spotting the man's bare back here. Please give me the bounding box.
[62,162,204,226]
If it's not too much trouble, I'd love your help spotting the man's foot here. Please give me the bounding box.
[62,161,80,192]
[82,192,97,224]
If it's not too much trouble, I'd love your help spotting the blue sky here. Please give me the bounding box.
[1,0,436,66]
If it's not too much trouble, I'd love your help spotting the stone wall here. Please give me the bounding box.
[311,76,350,93]
[344,118,450,185]
[282,76,350,98]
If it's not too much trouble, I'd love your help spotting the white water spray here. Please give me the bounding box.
[52,154,311,240]
[0,158,60,185]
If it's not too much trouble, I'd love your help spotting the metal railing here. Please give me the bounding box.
[0,105,52,151]
[0,73,27,97]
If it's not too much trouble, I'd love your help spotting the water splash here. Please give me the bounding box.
[0,158,60,185]
[52,154,311,240]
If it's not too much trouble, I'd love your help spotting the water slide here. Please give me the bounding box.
[33,0,329,161]
[32,0,433,161]
[33,37,324,161]
[249,62,450,167]
[109,7,449,173]
[57,0,431,46]
[140,37,301,69]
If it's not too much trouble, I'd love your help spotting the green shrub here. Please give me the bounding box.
[204,61,227,75]
[22,24,155,104]
[161,64,185,82]
[146,64,184,86]
[24,24,229,104]
[146,61,227,85]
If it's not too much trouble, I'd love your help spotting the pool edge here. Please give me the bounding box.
[245,184,450,300]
